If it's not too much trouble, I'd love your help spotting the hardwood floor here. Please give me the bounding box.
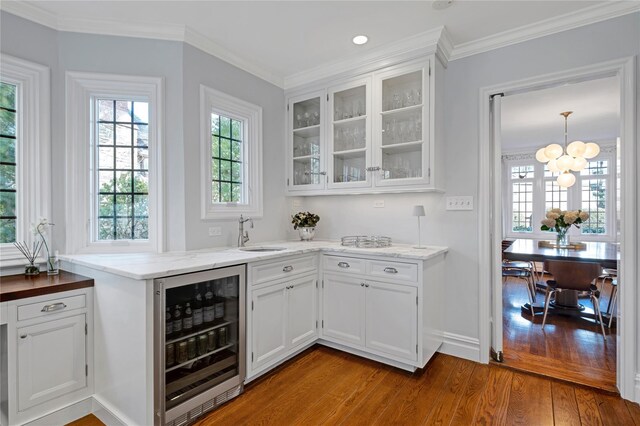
[502,275,617,392]
[68,345,638,426]
[194,346,639,425]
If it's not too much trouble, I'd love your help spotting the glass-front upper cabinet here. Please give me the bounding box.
[328,77,372,189]
[373,61,430,187]
[287,90,326,191]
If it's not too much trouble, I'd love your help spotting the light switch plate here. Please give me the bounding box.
[208,226,222,236]
[446,196,473,211]
[373,200,385,208]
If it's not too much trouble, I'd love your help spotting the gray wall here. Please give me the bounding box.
[182,44,286,250]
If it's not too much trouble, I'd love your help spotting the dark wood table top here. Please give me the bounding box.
[0,270,94,302]
[504,238,619,269]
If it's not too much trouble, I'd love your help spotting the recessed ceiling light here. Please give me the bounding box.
[432,0,453,10]
[352,35,368,45]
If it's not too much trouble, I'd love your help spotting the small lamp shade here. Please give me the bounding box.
[413,205,426,217]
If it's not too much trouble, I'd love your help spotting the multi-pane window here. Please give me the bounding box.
[96,99,149,240]
[0,82,17,243]
[510,165,534,232]
[544,164,568,214]
[580,160,608,234]
[211,113,244,203]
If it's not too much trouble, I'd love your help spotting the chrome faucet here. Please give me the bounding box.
[238,214,253,247]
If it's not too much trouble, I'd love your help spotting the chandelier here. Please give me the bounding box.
[535,111,600,188]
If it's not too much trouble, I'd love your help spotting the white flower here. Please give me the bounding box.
[541,218,556,228]
[546,212,560,220]
[564,212,578,224]
[579,211,589,221]
[550,208,562,214]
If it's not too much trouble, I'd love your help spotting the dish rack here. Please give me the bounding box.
[341,236,392,248]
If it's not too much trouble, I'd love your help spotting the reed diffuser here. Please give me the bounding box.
[14,240,43,276]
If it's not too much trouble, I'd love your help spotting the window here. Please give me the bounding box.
[509,165,534,232]
[0,82,17,243]
[66,72,163,253]
[0,55,50,266]
[201,85,262,219]
[503,149,616,241]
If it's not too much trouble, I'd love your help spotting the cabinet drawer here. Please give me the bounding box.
[17,294,86,321]
[323,255,365,275]
[367,260,418,283]
[250,255,317,285]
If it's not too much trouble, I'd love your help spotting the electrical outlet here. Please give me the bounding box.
[446,196,473,211]
[208,226,222,236]
[373,200,385,208]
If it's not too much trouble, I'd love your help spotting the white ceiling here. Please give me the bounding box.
[4,0,638,88]
[501,76,620,152]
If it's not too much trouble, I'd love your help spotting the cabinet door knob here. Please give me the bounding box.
[338,262,350,268]
[20,334,27,339]
[383,267,398,274]
[365,284,370,288]
[41,302,67,312]
[283,265,294,272]
[361,283,365,287]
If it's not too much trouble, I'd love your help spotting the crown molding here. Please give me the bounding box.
[283,26,445,91]
[183,27,283,88]
[450,1,640,61]
[0,0,57,28]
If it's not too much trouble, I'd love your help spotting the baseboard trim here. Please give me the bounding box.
[438,332,481,362]
[19,396,126,426]
[633,374,640,403]
[91,396,126,426]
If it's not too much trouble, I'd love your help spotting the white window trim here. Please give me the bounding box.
[502,145,617,242]
[200,85,263,220]
[66,72,164,254]
[0,55,50,267]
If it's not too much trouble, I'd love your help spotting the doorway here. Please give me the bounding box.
[477,58,637,399]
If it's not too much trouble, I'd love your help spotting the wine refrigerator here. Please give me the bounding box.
[154,265,245,426]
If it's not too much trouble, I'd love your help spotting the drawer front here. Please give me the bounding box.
[250,255,317,285]
[18,294,86,321]
[367,260,418,283]
[323,255,366,275]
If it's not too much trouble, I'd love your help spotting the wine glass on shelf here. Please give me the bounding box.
[392,93,402,110]
[313,111,320,126]
[296,113,302,129]
[304,112,311,127]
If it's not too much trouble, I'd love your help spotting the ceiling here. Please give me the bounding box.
[501,76,620,152]
[3,1,638,87]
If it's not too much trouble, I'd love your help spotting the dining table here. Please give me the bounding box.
[503,238,619,320]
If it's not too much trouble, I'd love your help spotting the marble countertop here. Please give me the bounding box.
[59,240,448,280]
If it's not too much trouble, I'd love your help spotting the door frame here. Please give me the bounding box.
[477,57,637,400]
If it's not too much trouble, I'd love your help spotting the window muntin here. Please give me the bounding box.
[0,82,17,243]
[211,113,244,204]
[510,165,534,233]
[95,99,149,241]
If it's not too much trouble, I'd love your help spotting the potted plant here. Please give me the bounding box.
[291,211,320,241]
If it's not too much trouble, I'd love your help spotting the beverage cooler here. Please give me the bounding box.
[154,265,245,426]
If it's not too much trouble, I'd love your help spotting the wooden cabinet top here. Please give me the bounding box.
[0,270,94,302]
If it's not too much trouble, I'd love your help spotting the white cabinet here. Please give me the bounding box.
[17,314,87,411]
[285,56,443,195]
[321,272,417,363]
[4,287,93,426]
[247,255,319,380]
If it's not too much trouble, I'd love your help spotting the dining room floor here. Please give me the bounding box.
[501,274,617,393]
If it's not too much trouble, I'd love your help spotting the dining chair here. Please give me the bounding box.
[542,260,606,339]
[502,240,536,315]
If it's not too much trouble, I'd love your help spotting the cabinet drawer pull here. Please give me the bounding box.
[20,334,27,339]
[338,262,350,268]
[383,267,398,274]
[41,302,67,312]
[283,265,294,272]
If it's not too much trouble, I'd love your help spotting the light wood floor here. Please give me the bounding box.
[68,345,639,426]
[502,275,617,392]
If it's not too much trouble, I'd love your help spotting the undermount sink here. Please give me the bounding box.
[239,246,287,252]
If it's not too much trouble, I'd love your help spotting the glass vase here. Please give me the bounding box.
[298,227,316,241]
[47,255,59,275]
[25,262,40,276]
[556,228,570,248]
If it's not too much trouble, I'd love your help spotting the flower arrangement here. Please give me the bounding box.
[540,208,589,245]
[34,218,58,274]
[291,211,320,230]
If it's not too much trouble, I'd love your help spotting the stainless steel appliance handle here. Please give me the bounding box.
[41,302,67,312]
[383,267,398,274]
[283,265,294,272]
[338,262,350,268]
